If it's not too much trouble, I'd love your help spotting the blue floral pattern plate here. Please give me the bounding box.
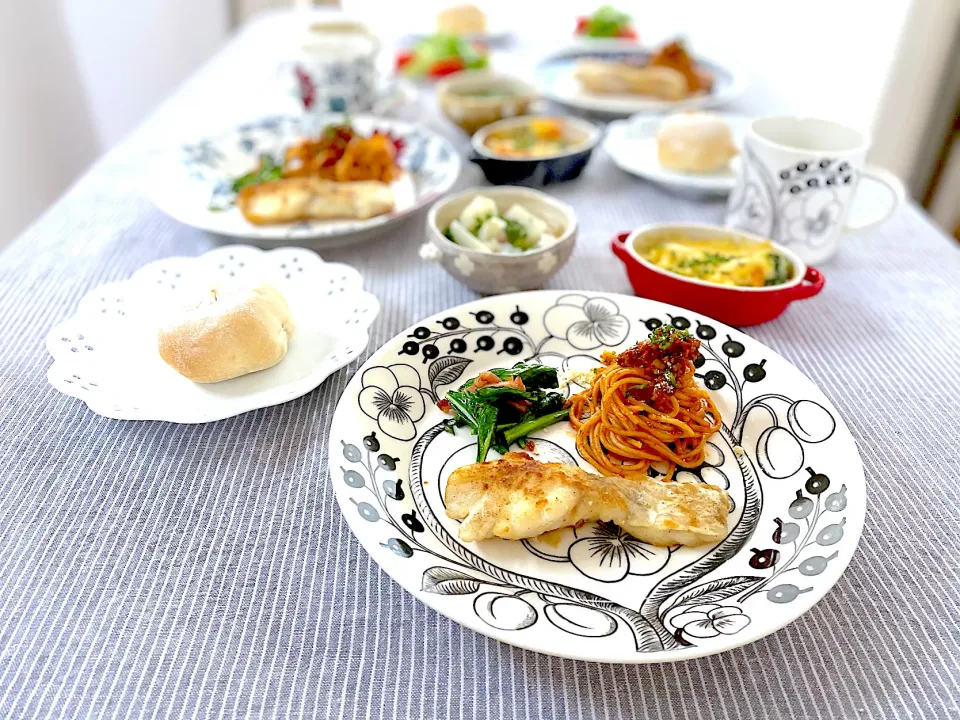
[327,291,864,662]
[151,115,460,249]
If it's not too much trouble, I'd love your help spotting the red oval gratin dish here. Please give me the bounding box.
[611,223,824,327]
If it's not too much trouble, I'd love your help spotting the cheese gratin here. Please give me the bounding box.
[640,234,793,287]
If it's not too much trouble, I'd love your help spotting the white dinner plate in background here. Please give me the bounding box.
[535,46,748,117]
[605,113,753,195]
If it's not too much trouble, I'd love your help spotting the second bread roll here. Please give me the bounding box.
[656,112,738,173]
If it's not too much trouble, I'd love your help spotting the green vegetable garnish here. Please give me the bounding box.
[402,33,487,76]
[505,219,536,250]
[765,253,793,286]
[231,154,283,192]
[480,362,560,389]
[504,409,570,445]
[445,362,568,462]
[512,129,535,150]
[472,213,494,234]
[322,120,352,138]
[586,5,632,37]
[678,253,733,271]
[649,325,692,349]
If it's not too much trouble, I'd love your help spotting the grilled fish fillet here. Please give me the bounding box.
[445,452,729,547]
[237,178,395,225]
[574,60,689,100]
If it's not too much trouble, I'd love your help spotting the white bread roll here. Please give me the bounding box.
[158,283,294,383]
[437,5,486,34]
[656,112,738,173]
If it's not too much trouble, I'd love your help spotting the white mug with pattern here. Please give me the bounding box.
[283,23,380,114]
[725,116,904,265]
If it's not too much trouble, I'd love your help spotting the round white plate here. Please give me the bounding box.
[535,47,747,117]
[403,30,512,47]
[328,291,864,663]
[150,115,460,249]
[605,114,752,194]
[46,245,379,423]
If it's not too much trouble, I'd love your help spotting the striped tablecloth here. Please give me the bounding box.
[1,12,958,720]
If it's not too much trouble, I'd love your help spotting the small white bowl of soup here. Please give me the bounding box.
[437,72,540,135]
[611,222,825,326]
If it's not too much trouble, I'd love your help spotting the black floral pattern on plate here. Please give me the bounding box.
[336,295,851,654]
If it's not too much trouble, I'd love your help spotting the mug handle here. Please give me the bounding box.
[844,164,905,232]
[787,267,826,300]
[611,231,632,262]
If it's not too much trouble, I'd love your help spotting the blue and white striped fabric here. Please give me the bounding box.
[1,15,958,720]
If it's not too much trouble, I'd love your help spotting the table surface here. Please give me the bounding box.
[1,12,959,720]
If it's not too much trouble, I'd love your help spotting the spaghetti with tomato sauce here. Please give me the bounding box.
[568,327,721,481]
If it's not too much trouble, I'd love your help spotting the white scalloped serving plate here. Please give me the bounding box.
[46,245,379,423]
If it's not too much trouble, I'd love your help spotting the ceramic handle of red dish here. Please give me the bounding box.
[611,232,631,262]
[790,267,825,299]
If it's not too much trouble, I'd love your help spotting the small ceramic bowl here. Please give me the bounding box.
[437,72,539,135]
[469,116,601,186]
[611,223,824,326]
[423,187,578,294]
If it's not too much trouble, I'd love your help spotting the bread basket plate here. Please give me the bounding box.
[327,291,864,663]
[45,245,379,423]
[535,47,747,117]
[149,114,460,249]
[606,114,751,194]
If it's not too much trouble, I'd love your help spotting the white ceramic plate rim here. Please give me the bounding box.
[606,114,752,192]
[536,47,748,117]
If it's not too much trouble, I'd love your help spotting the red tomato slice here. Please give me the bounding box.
[617,27,638,40]
[395,50,415,70]
[428,57,466,78]
[575,17,589,34]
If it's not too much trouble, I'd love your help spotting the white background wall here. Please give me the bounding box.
[0,0,954,249]
[0,0,229,249]
[61,0,230,150]
[0,1,99,246]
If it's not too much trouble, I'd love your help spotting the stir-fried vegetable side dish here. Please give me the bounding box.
[439,363,569,462]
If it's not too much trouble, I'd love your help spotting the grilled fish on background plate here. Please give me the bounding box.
[237,178,395,224]
[444,452,730,547]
